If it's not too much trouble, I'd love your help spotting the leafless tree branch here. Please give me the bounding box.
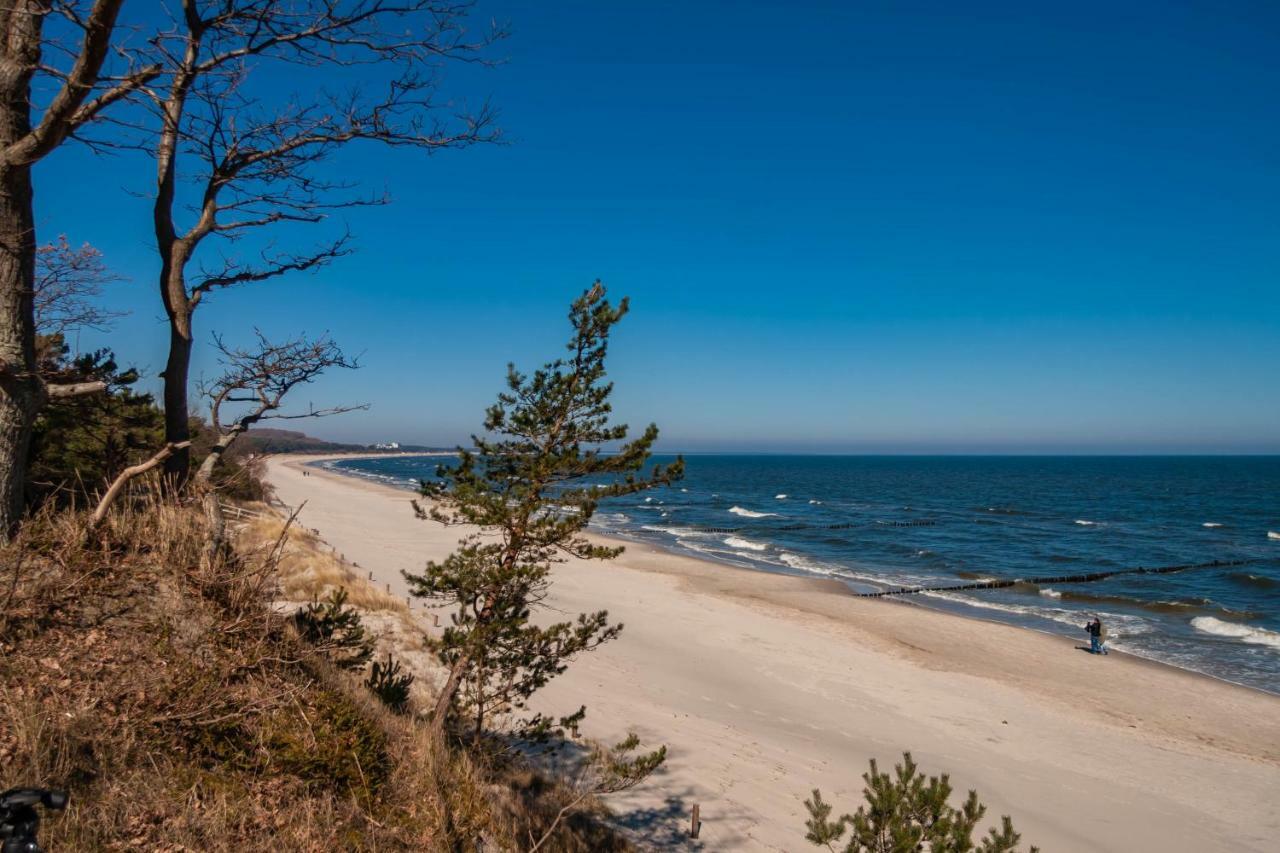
[195,329,366,482]
[34,235,127,337]
[147,1,503,480]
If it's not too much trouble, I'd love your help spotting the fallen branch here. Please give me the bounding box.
[45,379,108,399]
[90,442,192,528]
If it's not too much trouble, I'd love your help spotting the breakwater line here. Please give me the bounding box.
[854,559,1250,598]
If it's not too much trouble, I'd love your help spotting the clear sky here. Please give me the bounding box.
[35,0,1280,453]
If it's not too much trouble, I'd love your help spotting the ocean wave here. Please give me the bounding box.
[728,506,778,518]
[641,524,701,536]
[1269,531,1280,541]
[1074,519,1102,526]
[1012,585,1232,618]
[724,536,767,552]
[1191,617,1280,650]
[779,552,817,571]
[923,592,1152,638]
[1202,522,1224,528]
[808,499,822,505]
[1227,571,1278,590]
[775,494,788,499]
[775,552,896,587]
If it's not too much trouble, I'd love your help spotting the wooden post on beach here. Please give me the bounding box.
[690,804,701,839]
[433,614,440,628]
[368,570,373,580]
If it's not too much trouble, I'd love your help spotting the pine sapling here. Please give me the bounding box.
[404,282,684,739]
[804,752,1037,853]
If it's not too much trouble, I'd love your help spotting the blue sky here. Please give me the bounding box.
[36,0,1280,452]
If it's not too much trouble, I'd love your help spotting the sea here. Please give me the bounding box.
[314,454,1280,694]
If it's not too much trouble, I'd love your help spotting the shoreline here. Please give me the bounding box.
[297,452,1275,699]
[265,453,1280,852]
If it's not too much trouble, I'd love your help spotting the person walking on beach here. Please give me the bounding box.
[1096,618,1109,655]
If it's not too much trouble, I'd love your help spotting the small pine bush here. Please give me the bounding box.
[804,752,1036,853]
[366,654,415,713]
[293,588,374,671]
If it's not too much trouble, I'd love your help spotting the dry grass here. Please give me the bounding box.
[236,513,407,613]
[0,490,633,851]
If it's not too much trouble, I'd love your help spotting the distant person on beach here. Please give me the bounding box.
[1085,617,1108,655]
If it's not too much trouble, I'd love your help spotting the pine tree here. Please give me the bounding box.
[404,282,684,739]
[803,752,1037,853]
[26,335,163,508]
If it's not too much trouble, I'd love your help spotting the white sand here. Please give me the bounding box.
[266,455,1280,852]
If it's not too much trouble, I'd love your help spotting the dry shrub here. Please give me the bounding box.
[0,497,449,850]
[0,494,636,851]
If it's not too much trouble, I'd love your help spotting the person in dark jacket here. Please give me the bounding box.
[1085,617,1102,654]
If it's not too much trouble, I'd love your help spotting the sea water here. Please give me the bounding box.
[317,454,1280,694]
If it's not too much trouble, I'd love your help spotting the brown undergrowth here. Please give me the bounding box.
[0,490,630,851]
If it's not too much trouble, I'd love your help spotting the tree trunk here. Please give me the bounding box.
[0,5,42,539]
[202,487,226,566]
[430,654,469,740]
[0,160,39,539]
[162,321,193,482]
[195,429,238,483]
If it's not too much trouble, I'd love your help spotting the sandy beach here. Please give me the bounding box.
[266,454,1280,852]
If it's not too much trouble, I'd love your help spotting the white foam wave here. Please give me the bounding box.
[1074,519,1101,526]
[780,552,819,571]
[1039,588,1062,599]
[728,506,778,518]
[775,494,788,499]
[641,524,697,536]
[1268,531,1280,541]
[724,536,767,552]
[808,499,822,505]
[643,497,653,503]
[1191,617,1280,650]
[776,552,890,587]
[1202,522,1223,528]
[922,591,1152,638]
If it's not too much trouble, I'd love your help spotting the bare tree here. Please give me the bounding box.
[195,328,365,483]
[195,328,364,554]
[34,235,125,338]
[0,1,162,537]
[88,439,190,529]
[141,1,501,482]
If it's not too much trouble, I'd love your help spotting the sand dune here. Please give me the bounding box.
[266,455,1280,852]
